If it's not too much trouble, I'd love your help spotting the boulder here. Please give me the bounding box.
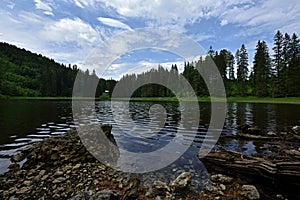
[240,185,260,200]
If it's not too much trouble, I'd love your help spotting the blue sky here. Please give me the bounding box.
[0,0,299,79]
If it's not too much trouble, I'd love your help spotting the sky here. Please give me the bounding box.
[0,0,299,79]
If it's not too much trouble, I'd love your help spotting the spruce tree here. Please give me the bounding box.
[236,44,249,96]
[253,41,271,97]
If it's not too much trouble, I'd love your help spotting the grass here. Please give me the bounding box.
[115,96,300,104]
[2,96,300,104]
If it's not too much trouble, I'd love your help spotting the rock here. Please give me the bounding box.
[9,197,19,200]
[170,172,192,192]
[240,185,260,200]
[53,170,64,177]
[23,180,32,186]
[238,124,261,134]
[11,152,25,162]
[292,126,300,134]
[8,163,20,170]
[146,181,170,198]
[121,177,140,200]
[53,177,66,183]
[73,163,81,170]
[276,194,285,199]
[69,190,120,200]
[211,174,233,184]
[267,131,277,136]
[16,186,31,194]
[219,184,226,191]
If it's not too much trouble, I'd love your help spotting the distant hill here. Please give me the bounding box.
[0,42,115,97]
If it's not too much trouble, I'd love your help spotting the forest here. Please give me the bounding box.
[0,30,299,98]
[118,30,300,98]
[0,42,116,97]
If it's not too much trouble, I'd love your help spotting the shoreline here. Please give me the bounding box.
[1,96,300,104]
[0,124,271,200]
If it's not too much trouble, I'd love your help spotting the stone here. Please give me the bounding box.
[16,186,31,194]
[53,177,66,183]
[170,172,192,192]
[73,163,81,170]
[211,174,233,183]
[69,190,120,200]
[146,181,170,198]
[220,184,226,191]
[292,126,300,134]
[53,170,64,177]
[23,180,32,186]
[11,152,25,162]
[8,163,20,170]
[121,177,140,200]
[267,131,277,136]
[9,197,19,200]
[240,185,260,200]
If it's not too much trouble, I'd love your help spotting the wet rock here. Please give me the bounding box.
[53,177,66,183]
[53,170,64,177]
[238,124,261,134]
[240,185,260,200]
[170,172,192,192]
[211,174,233,183]
[146,181,170,198]
[69,190,120,200]
[16,186,31,194]
[11,152,25,162]
[267,131,277,136]
[292,126,300,134]
[121,177,140,200]
[8,163,20,170]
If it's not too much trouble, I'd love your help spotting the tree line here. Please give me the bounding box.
[0,42,116,97]
[1,30,299,98]
[117,30,300,98]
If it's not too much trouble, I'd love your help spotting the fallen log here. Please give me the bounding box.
[199,150,300,198]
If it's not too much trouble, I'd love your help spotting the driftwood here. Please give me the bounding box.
[199,150,300,199]
[199,150,300,181]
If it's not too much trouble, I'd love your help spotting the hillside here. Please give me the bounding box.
[0,42,115,97]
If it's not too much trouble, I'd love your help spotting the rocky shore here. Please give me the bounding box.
[0,124,284,199]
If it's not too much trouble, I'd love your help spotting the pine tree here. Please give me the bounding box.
[253,41,271,97]
[287,33,300,96]
[236,44,249,96]
[272,30,284,76]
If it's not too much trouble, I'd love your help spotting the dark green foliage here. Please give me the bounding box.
[253,40,271,97]
[0,42,115,97]
[1,29,300,99]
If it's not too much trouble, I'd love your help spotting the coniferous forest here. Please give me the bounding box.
[0,30,299,98]
[0,42,116,97]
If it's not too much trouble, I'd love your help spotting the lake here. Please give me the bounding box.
[0,100,300,188]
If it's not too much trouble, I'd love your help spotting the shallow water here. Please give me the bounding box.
[0,100,300,188]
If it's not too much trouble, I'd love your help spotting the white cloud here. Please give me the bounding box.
[220,19,228,26]
[41,18,99,46]
[34,0,54,15]
[97,17,132,30]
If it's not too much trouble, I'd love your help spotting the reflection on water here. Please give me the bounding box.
[0,100,300,177]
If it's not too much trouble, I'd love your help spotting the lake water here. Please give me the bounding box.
[0,100,300,188]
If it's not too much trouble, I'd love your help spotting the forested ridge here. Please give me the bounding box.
[118,30,300,98]
[0,42,116,97]
[0,30,299,98]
